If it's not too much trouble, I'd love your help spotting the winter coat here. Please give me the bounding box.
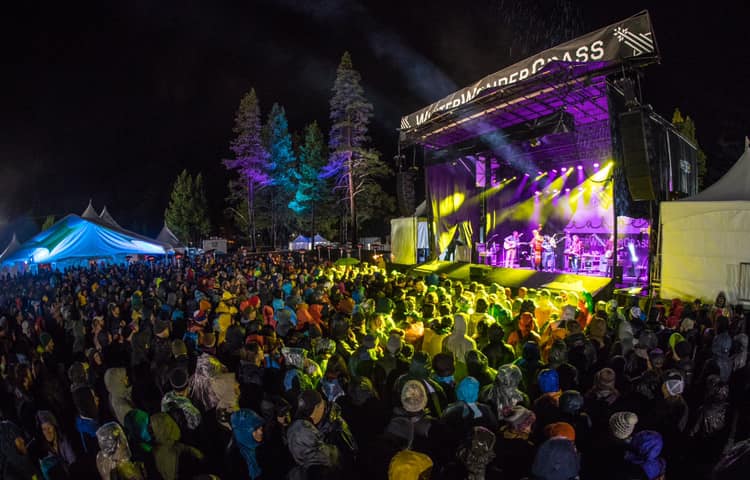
[287,418,339,471]
[150,412,203,480]
[36,410,77,468]
[104,367,134,425]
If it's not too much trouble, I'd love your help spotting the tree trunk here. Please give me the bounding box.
[310,201,316,250]
[248,180,256,251]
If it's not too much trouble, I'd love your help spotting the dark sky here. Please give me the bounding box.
[1,0,748,241]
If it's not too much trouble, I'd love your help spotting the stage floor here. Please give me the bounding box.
[403,260,613,296]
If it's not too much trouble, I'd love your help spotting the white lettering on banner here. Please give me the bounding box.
[401,13,655,128]
[532,58,546,74]
[590,40,605,60]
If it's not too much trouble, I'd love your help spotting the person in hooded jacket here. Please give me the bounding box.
[480,364,529,418]
[229,409,264,479]
[150,412,204,480]
[481,323,515,370]
[387,449,433,480]
[286,390,340,480]
[36,410,77,475]
[465,350,496,388]
[508,312,541,357]
[103,367,134,426]
[392,351,447,417]
[442,313,476,380]
[493,405,536,480]
[95,422,145,480]
[529,437,580,480]
[616,430,666,480]
[442,376,498,444]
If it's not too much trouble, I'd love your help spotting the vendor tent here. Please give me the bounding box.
[156,222,186,253]
[660,139,750,302]
[288,234,332,251]
[0,233,21,262]
[1,214,172,268]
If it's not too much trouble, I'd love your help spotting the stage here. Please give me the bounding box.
[403,260,613,297]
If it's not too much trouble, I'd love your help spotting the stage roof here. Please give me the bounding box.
[400,11,658,147]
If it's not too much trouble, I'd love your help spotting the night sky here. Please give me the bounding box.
[1,0,748,243]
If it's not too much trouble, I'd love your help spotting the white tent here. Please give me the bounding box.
[288,234,332,251]
[81,200,99,220]
[0,233,21,262]
[660,139,750,302]
[99,206,122,229]
[156,222,186,253]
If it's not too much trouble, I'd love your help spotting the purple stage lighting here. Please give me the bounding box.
[594,162,600,168]
[538,171,543,175]
[565,188,571,192]
[577,165,583,170]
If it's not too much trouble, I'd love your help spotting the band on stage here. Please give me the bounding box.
[476,227,634,277]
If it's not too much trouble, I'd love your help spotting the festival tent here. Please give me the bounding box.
[81,200,99,220]
[660,139,750,302]
[0,233,21,262]
[1,214,172,269]
[288,235,332,251]
[156,222,186,253]
[99,206,122,229]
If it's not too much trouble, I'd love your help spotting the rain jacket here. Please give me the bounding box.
[443,314,477,368]
[96,422,143,480]
[388,449,433,480]
[231,409,264,479]
[150,412,203,480]
[104,368,134,425]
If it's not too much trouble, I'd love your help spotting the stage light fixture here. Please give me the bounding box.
[565,188,571,192]
[552,169,557,173]
[577,165,583,170]
[524,172,530,177]
[594,162,600,168]
[538,171,543,175]
[561,167,567,172]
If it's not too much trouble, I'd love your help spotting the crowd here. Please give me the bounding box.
[1,252,750,480]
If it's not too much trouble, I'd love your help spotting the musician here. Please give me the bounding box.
[504,231,520,268]
[531,229,544,271]
[569,234,583,273]
[542,234,557,272]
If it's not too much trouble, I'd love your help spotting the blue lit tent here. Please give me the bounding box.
[156,222,186,254]
[1,214,172,269]
[0,233,21,263]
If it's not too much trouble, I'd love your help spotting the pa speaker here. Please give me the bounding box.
[396,171,416,216]
[620,110,656,201]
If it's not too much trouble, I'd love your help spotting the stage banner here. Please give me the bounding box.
[401,11,657,130]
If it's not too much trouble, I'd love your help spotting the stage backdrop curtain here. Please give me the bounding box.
[426,161,481,256]
[660,201,750,303]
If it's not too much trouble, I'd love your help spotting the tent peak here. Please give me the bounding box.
[81,200,99,220]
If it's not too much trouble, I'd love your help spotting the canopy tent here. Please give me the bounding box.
[156,222,186,253]
[288,234,332,251]
[0,233,21,262]
[660,139,750,302]
[2,214,172,269]
[99,206,122,229]
[81,200,99,220]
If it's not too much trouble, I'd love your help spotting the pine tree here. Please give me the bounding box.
[323,51,392,245]
[263,103,296,248]
[224,88,271,250]
[289,121,336,247]
[673,108,708,189]
[165,169,211,245]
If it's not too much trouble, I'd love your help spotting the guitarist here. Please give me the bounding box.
[503,231,521,268]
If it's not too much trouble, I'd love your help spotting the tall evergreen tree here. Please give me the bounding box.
[673,108,708,189]
[289,121,336,247]
[165,169,211,245]
[224,88,271,250]
[323,52,392,245]
[263,103,296,248]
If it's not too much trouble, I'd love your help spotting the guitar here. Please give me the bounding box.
[503,233,525,250]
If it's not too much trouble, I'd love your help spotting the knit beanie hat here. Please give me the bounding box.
[531,438,580,480]
[609,411,638,439]
[544,422,576,441]
[401,380,428,413]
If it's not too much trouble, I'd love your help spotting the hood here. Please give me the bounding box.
[388,449,433,480]
[456,376,480,404]
[519,312,534,336]
[0,420,37,477]
[531,438,579,480]
[349,376,378,407]
[466,350,488,372]
[625,430,666,480]
[231,409,263,449]
[124,409,152,452]
[408,352,432,379]
[96,422,131,462]
[453,313,467,335]
[713,332,732,358]
[522,341,540,362]
[104,367,130,396]
[496,364,523,390]
[150,412,180,445]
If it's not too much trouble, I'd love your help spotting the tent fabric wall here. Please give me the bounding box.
[660,201,750,302]
[426,160,480,255]
[390,217,418,265]
[2,215,169,268]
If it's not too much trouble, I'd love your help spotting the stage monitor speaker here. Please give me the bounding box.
[620,110,656,201]
[613,265,624,283]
